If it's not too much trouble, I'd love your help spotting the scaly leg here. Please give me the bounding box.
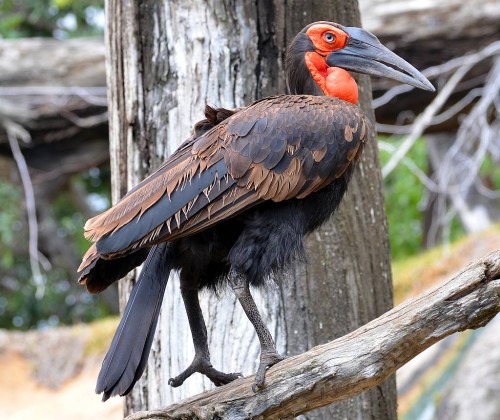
[169,278,241,387]
[228,269,284,391]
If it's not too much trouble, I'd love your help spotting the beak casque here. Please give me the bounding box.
[327,26,435,92]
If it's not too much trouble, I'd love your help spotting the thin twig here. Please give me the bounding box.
[377,41,500,245]
[61,110,109,127]
[376,88,484,134]
[5,121,45,298]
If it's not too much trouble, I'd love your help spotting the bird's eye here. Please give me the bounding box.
[324,32,336,43]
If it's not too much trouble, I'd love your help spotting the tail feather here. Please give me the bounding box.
[96,242,175,401]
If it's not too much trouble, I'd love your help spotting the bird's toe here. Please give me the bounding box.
[253,352,285,391]
[204,367,242,386]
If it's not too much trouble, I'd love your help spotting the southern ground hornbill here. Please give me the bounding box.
[78,21,434,401]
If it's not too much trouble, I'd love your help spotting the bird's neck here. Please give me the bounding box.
[304,52,358,104]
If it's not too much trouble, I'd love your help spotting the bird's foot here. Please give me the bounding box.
[252,351,285,392]
[168,356,242,387]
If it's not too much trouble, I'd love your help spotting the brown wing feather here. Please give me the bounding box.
[78,243,98,273]
[84,126,230,245]
[134,95,368,245]
[80,95,368,267]
[224,95,368,202]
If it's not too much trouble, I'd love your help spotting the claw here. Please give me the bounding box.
[169,356,242,387]
[168,375,187,388]
[252,352,284,391]
[210,371,243,387]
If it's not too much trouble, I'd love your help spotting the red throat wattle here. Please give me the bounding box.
[305,51,358,104]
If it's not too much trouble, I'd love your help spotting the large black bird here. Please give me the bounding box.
[78,21,434,401]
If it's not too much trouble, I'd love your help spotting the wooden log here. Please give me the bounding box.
[361,0,500,67]
[0,37,104,86]
[125,251,500,420]
[0,37,108,187]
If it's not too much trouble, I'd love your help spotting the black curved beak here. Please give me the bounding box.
[327,27,435,92]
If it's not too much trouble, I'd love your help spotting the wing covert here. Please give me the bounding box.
[82,95,369,259]
[223,95,369,202]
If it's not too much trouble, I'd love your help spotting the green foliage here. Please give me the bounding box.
[0,0,108,330]
[0,265,109,330]
[53,166,110,257]
[0,0,104,39]
[479,154,500,190]
[380,139,428,261]
[0,182,22,271]
[0,167,112,330]
[380,138,466,262]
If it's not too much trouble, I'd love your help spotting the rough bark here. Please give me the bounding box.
[104,1,396,418]
[124,251,500,420]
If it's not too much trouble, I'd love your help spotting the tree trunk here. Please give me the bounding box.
[104,1,396,418]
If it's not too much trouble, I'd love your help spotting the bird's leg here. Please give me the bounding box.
[168,281,241,387]
[228,269,284,391]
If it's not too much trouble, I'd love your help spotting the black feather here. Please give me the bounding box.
[96,242,175,401]
[149,174,237,241]
[96,159,229,254]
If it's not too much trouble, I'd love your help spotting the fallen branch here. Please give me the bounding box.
[126,251,500,420]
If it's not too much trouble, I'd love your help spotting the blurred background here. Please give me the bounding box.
[0,0,499,419]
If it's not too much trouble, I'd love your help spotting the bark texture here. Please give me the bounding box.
[104,1,395,418]
[124,251,500,420]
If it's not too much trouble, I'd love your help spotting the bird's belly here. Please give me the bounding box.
[173,174,351,289]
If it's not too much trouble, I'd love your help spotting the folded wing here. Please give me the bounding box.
[79,95,368,290]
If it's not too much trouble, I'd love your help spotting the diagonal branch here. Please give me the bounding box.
[125,251,500,420]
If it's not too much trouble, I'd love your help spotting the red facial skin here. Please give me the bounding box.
[304,24,358,104]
